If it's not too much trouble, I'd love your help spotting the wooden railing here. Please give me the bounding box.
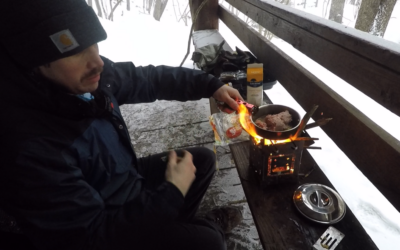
[218,0,400,209]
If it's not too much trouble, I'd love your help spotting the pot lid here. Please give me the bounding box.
[293,183,346,224]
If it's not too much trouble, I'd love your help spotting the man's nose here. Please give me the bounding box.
[87,44,104,69]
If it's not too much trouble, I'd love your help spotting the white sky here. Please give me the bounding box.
[96,1,400,249]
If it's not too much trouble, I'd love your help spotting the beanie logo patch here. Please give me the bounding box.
[50,29,79,53]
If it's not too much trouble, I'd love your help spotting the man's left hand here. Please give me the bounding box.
[212,85,244,111]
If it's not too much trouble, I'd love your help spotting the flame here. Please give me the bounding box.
[237,104,295,145]
[237,104,263,144]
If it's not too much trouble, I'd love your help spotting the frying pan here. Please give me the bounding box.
[250,104,301,140]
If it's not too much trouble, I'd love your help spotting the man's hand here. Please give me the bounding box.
[212,85,244,111]
[165,150,196,197]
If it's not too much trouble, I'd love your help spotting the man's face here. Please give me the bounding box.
[39,44,104,94]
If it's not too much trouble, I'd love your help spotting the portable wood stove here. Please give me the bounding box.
[250,136,305,187]
[240,102,323,188]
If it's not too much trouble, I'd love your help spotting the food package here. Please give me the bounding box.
[209,112,249,146]
[247,63,263,106]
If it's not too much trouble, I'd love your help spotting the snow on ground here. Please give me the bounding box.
[98,4,194,68]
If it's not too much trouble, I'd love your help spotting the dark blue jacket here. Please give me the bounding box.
[0,51,223,250]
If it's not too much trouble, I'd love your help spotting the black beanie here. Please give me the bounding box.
[0,0,107,69]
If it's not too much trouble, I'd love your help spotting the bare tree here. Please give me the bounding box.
[141,0,153,14]
[127,0,130,11]
[153,0,169,21]
[172,1,190,25]
[355,0,397,37]
[329,0,346,23]
[94,0,103,17]
[147,0,154,14]
[108,0,123,21]
[172,0,179,21]
[101,0,108,18]
[87,0,93,7]
[371,0,397,36]
[178,4,190,26]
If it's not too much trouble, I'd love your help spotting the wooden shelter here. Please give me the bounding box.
[189,0,400,249]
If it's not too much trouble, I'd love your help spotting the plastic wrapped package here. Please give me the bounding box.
[209,112,249,146]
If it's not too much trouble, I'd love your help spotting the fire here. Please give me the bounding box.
[237,104,294,145]
[237,104,263,144]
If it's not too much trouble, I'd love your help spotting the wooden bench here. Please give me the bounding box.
[190,0,400,248]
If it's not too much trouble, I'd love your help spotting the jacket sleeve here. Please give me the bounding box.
[99,56,224,105]
[1,139,184,250]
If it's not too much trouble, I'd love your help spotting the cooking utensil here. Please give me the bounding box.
[250,104,301,140]
[293,183,346,224]
[313,226,345,250]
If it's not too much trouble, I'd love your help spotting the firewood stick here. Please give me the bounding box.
[304,118,333,130]
[305,146,322,150]
[292,137,319,141]
[294,105,319,138]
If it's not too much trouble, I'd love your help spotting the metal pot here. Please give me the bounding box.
[251,104,301,140]
[293,183,346,224]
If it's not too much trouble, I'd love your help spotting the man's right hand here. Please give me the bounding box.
[165,150,196,197]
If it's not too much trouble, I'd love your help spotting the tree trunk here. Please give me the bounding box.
[88,0,93,7]
[371,0,397,37]
[189,0,219,31]
[153,0,169,21]
[329,0,346,23]
[147,0,154,13]
[355,0,380,32]
[355,0,396,37]
[108,0,123,21]
[94,0,103,17]
[101,0,108,19]
[127,0,130,10]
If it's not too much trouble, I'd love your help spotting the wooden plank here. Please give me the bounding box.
[226,0,400,73]
[219,5,400,209]
[225,0,400,117]
[189,0,219,31]
[230,141,378,250]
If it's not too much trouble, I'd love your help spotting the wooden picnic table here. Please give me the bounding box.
[210,94,378,250]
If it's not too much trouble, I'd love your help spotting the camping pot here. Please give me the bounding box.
[293,183,346,224]
[250,104,301,140]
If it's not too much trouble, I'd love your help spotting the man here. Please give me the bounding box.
[0,0,244,250]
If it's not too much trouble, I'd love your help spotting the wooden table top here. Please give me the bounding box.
[229,141,378,250]
[210,91,378,249]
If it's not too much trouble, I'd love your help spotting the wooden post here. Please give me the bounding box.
[189,0,219,31]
